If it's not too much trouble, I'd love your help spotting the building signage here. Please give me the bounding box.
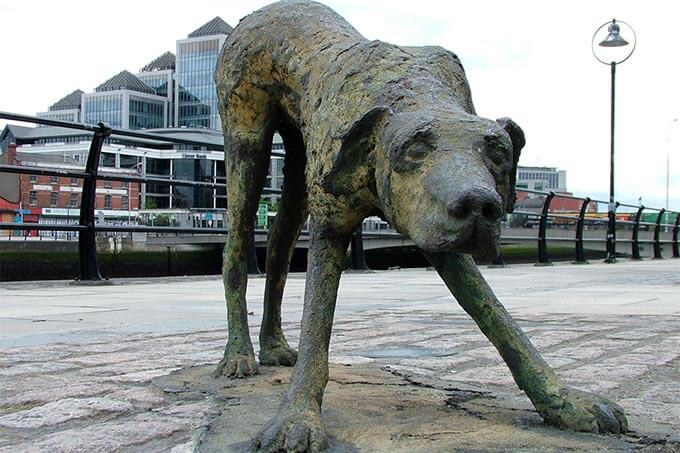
[60,186,83,193]
[181,153,207,159]
[42,208,135,218]
[96,188,127,195]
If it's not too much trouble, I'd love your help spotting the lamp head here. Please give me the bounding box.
[599,20,629,47]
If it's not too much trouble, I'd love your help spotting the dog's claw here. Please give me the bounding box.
[254,404,326,452]
[259,337,298,367]
[214,349,258,378]
[539,386,628,434]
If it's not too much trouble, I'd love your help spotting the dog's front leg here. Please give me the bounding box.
[254,216,352,452]
[425,251,628,434]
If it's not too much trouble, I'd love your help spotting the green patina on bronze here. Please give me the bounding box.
[215,1,627,450]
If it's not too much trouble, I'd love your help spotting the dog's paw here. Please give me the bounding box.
[259,340,298,367]
[540,386,628,434]
[214,349,258,378]
[254,404,326,452]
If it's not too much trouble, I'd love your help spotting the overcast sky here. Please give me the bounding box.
[1,0,679,211]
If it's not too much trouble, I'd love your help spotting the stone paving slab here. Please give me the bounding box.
[1,260,679,451]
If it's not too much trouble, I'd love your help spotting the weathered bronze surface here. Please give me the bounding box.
[215,1,627,450]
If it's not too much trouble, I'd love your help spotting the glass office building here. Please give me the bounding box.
[37,89,83,126]
[83,93,124,127]
[175,17,231,130]
[138,52,176,127]
[82,70,168,130]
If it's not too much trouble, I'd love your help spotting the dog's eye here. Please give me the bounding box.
[484,133,512,167]
[487,148,507,167]
[404,141,431,163]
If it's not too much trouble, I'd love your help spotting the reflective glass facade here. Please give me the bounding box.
[84,94,123,128]
[176,36,224,129]
[37,110,80,127]
[172,158,214,208]
[145,157,171,209]
[129,95,164,129]
[138,71,174,127]
[138,73,170,96]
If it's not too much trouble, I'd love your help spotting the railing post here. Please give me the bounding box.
[672,212,680,258]
[490,251,506,267]
[247,227,261,274]
[631,205,645,260]
[574,197,591,263]
[78,122,111,281]
[653,209,666,259]
[350,223,369,270]
[536,191,555,265]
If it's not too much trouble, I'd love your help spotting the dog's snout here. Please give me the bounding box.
[448,185,503,222]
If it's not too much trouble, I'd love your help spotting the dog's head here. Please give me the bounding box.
[324,108,524,259]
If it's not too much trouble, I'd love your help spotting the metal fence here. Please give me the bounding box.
[506,190,679,265]
[1,111,678,280]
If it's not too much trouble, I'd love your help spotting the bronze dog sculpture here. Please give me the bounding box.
[215,1,627,450]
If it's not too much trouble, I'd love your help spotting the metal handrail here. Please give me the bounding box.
[1,110,678,277]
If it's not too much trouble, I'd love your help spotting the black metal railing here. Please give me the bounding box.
[0,112,284,280]
[1,111,678,281]
[506,188,679,265]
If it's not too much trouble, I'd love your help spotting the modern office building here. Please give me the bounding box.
[82,70,168,130]
[175,17,232,130]
[516,166,567,193]
[37,89,83,125]
[5,16,291,230]
[137,52,176,127]
[0,124,284,214]
[36,17,233,132]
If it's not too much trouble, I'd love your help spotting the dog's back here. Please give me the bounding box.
[216,0,475,154]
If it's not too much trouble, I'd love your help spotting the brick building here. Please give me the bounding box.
[0,142,141,237]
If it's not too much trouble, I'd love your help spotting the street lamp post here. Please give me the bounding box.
[592,19,636,263]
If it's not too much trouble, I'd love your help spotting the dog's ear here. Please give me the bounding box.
[496,117,525,213]
[322,106,392,195]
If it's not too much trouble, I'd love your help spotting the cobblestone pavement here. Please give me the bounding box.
[1,260,679,451]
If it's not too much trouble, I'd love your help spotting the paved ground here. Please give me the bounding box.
[1,259,679,451]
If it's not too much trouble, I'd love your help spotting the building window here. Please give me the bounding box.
[104,194,112,208]
[74,154,81,163]
[121,196,129,210]
[104,179,113,189]
[122,180,129,189]
[51,175,58,184]
[100,152,116,168]
[70,194,78,208]
[29,174,38,183]
[71,177,78,185]
[50,192,58,207]
[29,191,37,206]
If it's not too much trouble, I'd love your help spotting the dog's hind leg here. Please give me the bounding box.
[259,125,309,366]
[425,251,628,434]
[215,116,274,378]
